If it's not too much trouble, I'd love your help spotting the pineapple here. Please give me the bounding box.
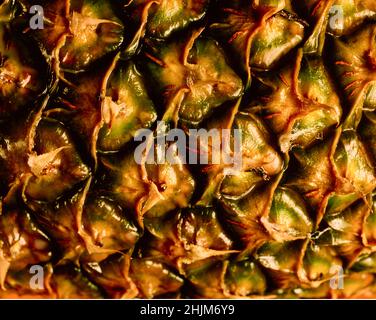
[0,0,376,299]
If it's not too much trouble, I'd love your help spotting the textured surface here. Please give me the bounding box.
[0,0,376,298]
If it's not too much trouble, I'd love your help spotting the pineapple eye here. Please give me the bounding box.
[97,62,157,152]
[21,0,124,72]
[100,142,195,221]
[0,207,52,278]
[144,34,243,127]
[83,195,140,252]
[125,0,209,39]
[0,24,47,118]
[210,0,305,83]
[129,258,184,298]
[297,0,376,40]
[24,118,90,202]
[51,264,103,299]
[141,206,233,274]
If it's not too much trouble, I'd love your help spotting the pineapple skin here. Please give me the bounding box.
[0,0,376,299]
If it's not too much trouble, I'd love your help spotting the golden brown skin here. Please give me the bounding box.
[0,0,376,299]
